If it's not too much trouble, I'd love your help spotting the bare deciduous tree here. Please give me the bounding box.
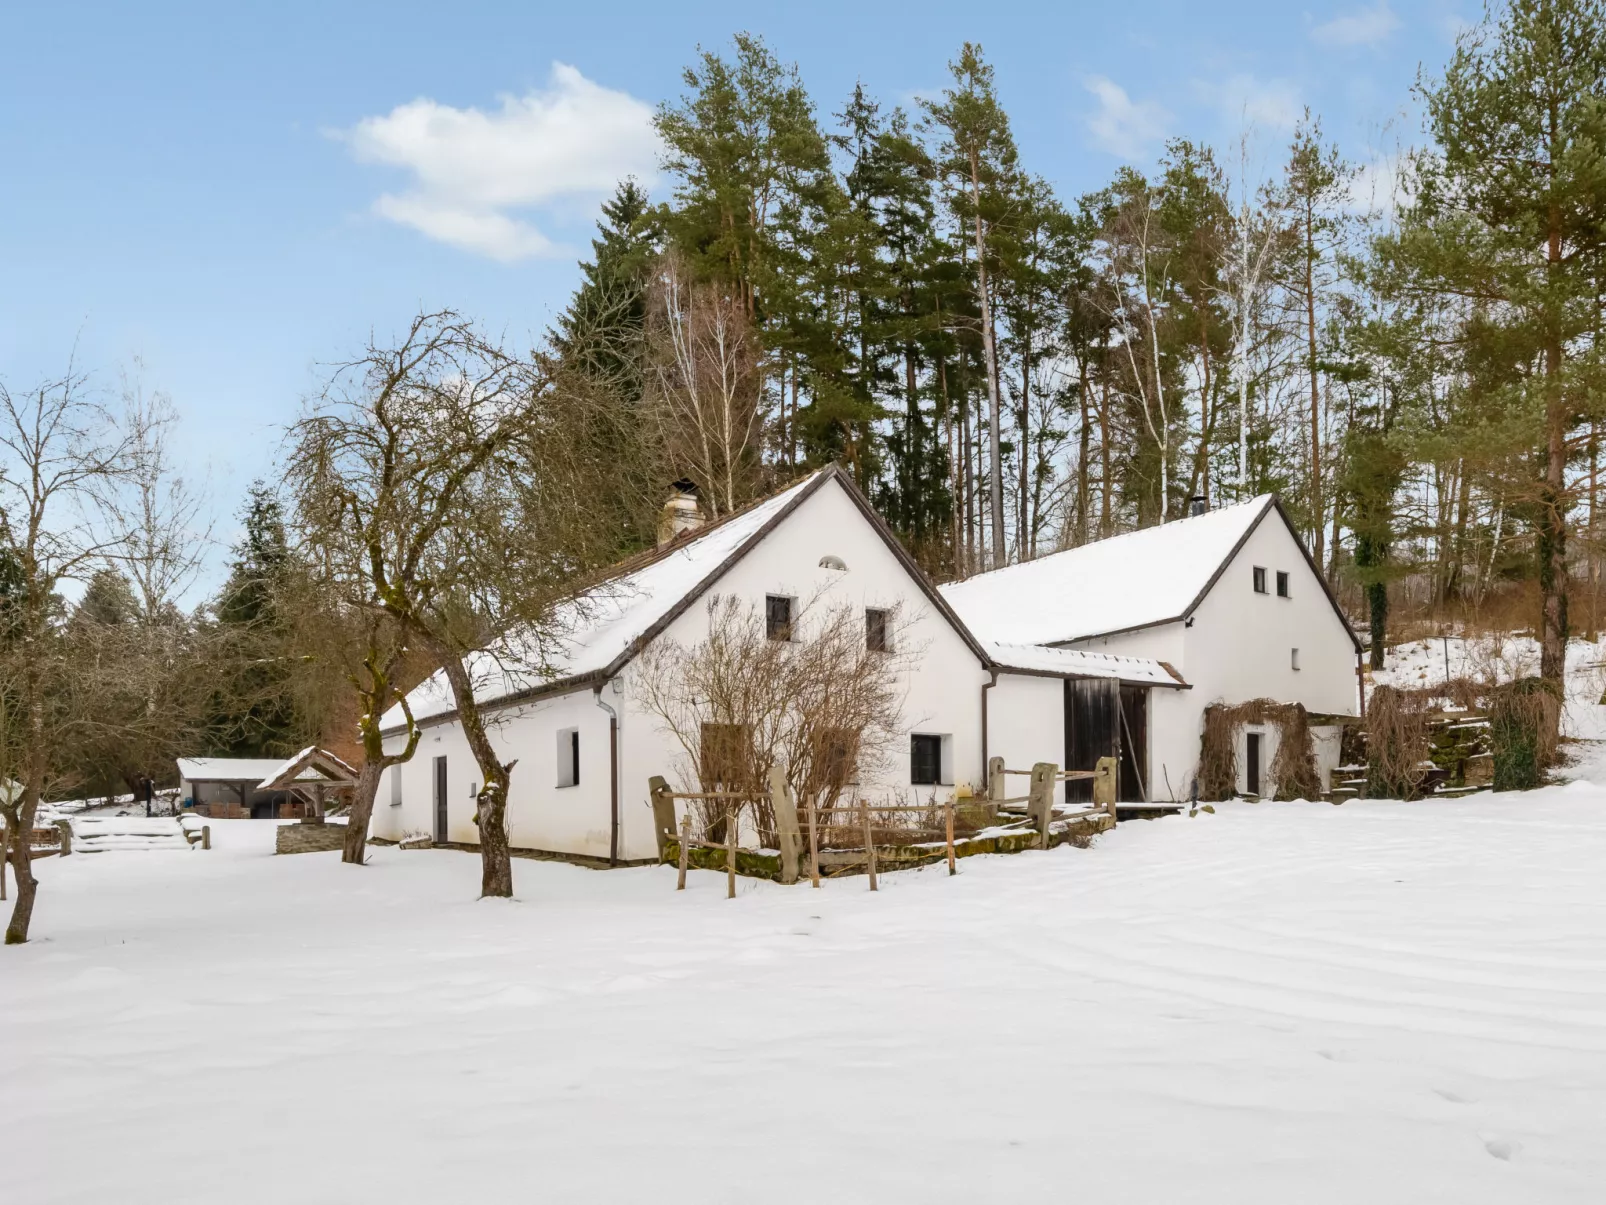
[632,593,916,841]
[0,366,133,944]
[290,311,622,896]
[645,255,763,517]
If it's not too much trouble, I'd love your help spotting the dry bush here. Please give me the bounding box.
[1198,700,1322,802]
[632,592,918,843]
[1364,685,1432,799]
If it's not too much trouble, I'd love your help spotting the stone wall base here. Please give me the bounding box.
[275,823,347,855]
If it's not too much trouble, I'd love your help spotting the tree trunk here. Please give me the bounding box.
[437,652,515,897]
[1076,355,1091,546]
[967,151,1006,571]
[1539,206,1568,690]
[1305,194,1324,568]
[342,759,385,865]
[6,659,45,944]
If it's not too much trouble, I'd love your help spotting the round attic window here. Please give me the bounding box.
[819,555,848,571]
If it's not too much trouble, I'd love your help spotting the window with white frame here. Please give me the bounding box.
[1252,566,1268,594]
[1291,647,1301,671]
[389,765,403,807]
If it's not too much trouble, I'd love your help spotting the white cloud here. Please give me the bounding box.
[1311,3,1402,48]
[344,63,661,262]
[1083,76,1170,159]
[1346,151,1410,215]
[1212,74,1303,131]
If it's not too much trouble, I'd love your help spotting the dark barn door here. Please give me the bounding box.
[1065,678,1121,803]
[433,755,448,844]
[1245,733,1262,798]
[1118,685,1148,803]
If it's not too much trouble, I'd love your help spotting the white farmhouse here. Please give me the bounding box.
[942,496,1362,803]
[371,466,1185,862]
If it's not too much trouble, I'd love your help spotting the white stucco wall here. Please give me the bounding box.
[985,673,1063,784]
[1066,511,1358,801]
[375,476,994,861]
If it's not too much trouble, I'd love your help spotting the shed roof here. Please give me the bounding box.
[176,757,303,784]
[984,641,1187,687]
[942,495,1358,650]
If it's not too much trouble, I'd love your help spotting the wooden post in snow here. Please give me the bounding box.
[1029,763,1056,850]
[1093,756,1118,818]
[676,813,691,890]
[202,825,211,851]
[54,819,72,857]
[648,776,676,861]
[945,800,956,876]
[725,806,737,900]
[988,756,1005,819]
[770,766,800,886]
[862,802,878,891]
[806,798,820,888]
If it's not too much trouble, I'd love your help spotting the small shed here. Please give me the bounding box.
[177,750,358,820]
[256,747,358,824]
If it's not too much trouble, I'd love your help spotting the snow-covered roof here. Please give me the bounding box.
[256,747,358,791]
[176,758,302,783]
[984,641,1187,687]
[381,472,827,730]
[942,495,1278,646]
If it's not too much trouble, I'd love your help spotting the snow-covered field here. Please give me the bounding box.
[8,776,1606,1203]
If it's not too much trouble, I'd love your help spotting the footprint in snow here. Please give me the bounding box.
[1317,1049,1355,1063]
[1483,1138,1521,1162]
[1434,1087,1471,1104]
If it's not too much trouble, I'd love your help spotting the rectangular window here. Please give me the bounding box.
[556,727,579,788]
[1276,570,1290,598]
[1291,647,1301,671]
[765,594,794,641]
[813,727,860,791]
[389,765,403,807]
[1252,566,1268,594]
[910,734,944,786]
[865,607,890,653]
[700,722,752,788]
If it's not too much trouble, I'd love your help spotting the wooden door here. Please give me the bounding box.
[1118,685,1148,803]
[433,755,448,844]
[1245,733,1262,798]
[1065,678,1121,803]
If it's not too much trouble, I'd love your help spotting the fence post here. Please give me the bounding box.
[945,800,956,876]
[676,813,691,890]
[202,825,211,851]
[770,766,800,886]
[1029,763,1056,850]
[806,799,820,888]
[648,776,676,861]
[976,758,1002,829]
[725,805,737,900]
[862,802,878,891]
[1093,756,1118,818]
[54,819,72,857]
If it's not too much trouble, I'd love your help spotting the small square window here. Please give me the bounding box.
[1253,566,1268,594]
[911,734,945,786]
[1276,571,1290,598]
[1291,648,1301,672]
[865,607,890,653]
[556,727,579,788]
[766,594,794,641]
[389,765,403,807]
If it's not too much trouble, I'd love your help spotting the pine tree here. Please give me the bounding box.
[551,179,662,397]
[1387,0,1606,694]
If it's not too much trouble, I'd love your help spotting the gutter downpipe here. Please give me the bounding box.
[593,685,620,866]
[980,667,999,781]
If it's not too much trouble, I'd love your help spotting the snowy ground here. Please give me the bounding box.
[1373,632,1606,739]
[8,781,1606,1203]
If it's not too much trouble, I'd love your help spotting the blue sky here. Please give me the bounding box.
[0,0,1467,597]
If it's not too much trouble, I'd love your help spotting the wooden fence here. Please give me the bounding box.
[650,757,1118,895]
